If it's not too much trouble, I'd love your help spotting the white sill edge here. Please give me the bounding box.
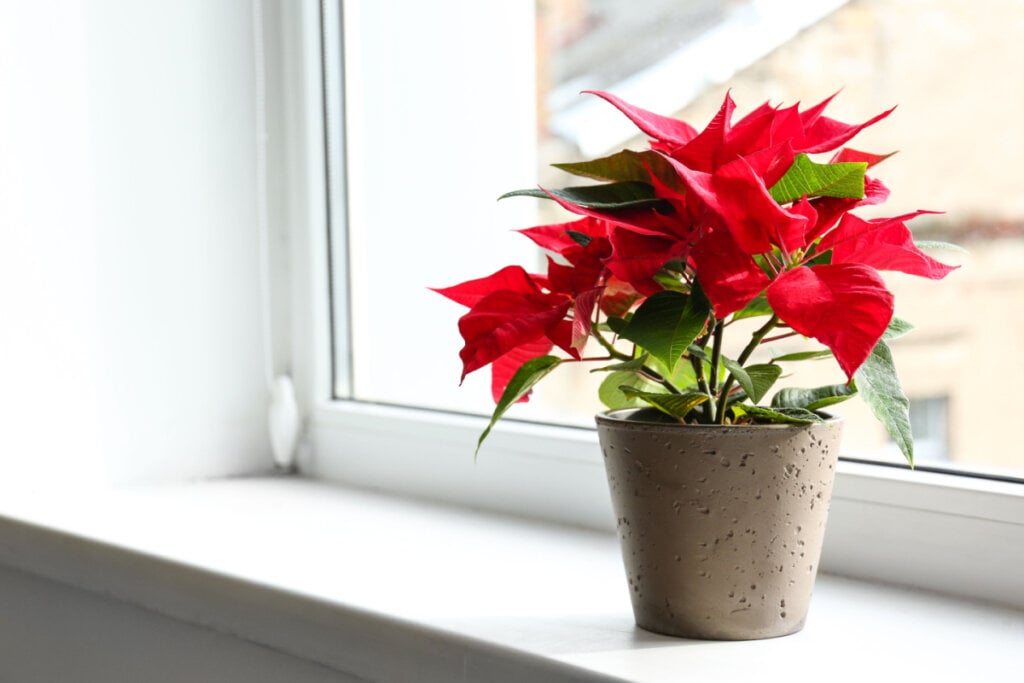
[308,400,1024,610]
[311,399,1024,523]
[1,477,1022,683]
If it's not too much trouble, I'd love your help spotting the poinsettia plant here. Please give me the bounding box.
[434,90,958,462]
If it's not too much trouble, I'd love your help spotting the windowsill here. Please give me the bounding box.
[1,477,1021,682]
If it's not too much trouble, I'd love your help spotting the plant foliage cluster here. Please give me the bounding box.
[435,91,959,461]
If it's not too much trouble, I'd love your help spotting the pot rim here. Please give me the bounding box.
[595,407,843,430]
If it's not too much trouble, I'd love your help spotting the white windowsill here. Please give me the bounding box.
[1,477,1021,682]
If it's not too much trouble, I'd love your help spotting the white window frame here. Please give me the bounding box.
[284,0,1024,609]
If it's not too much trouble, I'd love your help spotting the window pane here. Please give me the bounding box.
[339,0,1023,476]
[340,0,540,415]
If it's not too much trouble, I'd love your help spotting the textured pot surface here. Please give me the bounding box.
[595,408,843,640]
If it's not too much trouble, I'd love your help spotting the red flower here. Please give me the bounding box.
[519,216,611,298]
[432,266,573,395]
[689,226,771,318]
[536,189,696,295]
[587,89,894,182]
[766,264,894,380]
[818,211,956,280]
[489,337,557,404]
[437,89,956,419]
[674,157,956,378]
[665,155,810,257]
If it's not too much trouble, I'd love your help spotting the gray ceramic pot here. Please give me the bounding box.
[595,408,843,640]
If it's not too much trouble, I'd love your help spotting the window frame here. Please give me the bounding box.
[286,0,1024,609]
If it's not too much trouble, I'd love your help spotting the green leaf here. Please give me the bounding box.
[687,344,710,362]
[739,405,824,424]
[732,292,773,320]
[771,384,857,411]
[726,389,750,405]
[605,316,629,335]
[499,181,663,210]
[619,387,709,420]
[805,250,832,267]
[807,393,858,411]
[476,356,562,457]
[617,291,710,374]
[684,344,728,384]
[721,358,751,400]
[882,317,914,341]
[669,359,699,392]
[565,230,592,247]
[723,361,783,404]
[854,339,914,466]
[498,188,550,201]
[770,349,833,362]
[599,372,664,410]
[553,149,679,187]
[915,240,968,255]
[652,271,689,292]
[769,154,868,204]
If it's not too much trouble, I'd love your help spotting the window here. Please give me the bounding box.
[906,396,950,463]
[334,0,1023,479]
[295,0,1024,604]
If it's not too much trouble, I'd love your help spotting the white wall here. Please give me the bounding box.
[0,0,273,485]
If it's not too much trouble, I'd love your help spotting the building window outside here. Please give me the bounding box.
[906,396,950,463]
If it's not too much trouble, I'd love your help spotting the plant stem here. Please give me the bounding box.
[738,315,779,365]
[639,367,683,395]
[715,314,779,424]
[709,319,724,397]
[689,341,714,424]
[762,331,799,344]
[698,319,722,423]
[591,327,631,361]
[590,323,682,395]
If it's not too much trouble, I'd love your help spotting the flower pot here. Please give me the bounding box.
[595,408,843,640]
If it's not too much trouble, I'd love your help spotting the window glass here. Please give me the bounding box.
[339,0,1022,476]
[340,0,539,415]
